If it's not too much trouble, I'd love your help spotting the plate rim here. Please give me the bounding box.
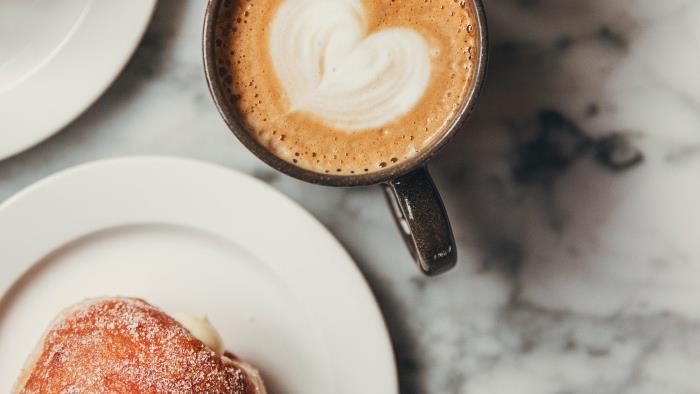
[0,155,399,393]
[0,0,157,161]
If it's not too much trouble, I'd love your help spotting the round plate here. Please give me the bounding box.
[0,0,156,160]
[0,157,398,393]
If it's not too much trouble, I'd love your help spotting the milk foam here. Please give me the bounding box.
[269,0,432,132]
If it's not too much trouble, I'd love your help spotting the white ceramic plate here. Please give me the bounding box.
[0,157,398,393]
[0,0,156,160]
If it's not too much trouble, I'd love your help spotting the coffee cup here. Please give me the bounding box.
[203,0,488,276]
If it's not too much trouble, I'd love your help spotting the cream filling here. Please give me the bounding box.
[173,313,225,355]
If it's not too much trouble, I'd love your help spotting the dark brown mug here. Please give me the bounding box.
[202,0,488,276]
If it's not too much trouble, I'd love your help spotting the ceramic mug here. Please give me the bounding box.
[202,0,488,276]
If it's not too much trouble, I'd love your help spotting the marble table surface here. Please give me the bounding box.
[2,1,699,393]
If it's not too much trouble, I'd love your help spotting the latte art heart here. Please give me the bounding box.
[269,0,432,132]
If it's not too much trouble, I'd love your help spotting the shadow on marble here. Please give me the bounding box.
[345,249,429,394]
[431,0,646,308]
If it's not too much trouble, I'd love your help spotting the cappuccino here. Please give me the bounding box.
[215,0,479,174]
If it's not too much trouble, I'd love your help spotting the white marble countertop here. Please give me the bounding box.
[2,1,700,393]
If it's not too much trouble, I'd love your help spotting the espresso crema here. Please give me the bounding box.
[215,0,479,174]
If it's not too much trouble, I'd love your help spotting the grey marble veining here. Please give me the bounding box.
[2,1,700,393]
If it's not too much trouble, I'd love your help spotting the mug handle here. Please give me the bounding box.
[382,166,457,276]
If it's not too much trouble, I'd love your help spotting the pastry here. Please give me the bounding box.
[12,297,266,393]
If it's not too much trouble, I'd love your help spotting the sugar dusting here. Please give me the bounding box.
[15,298,261,393]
